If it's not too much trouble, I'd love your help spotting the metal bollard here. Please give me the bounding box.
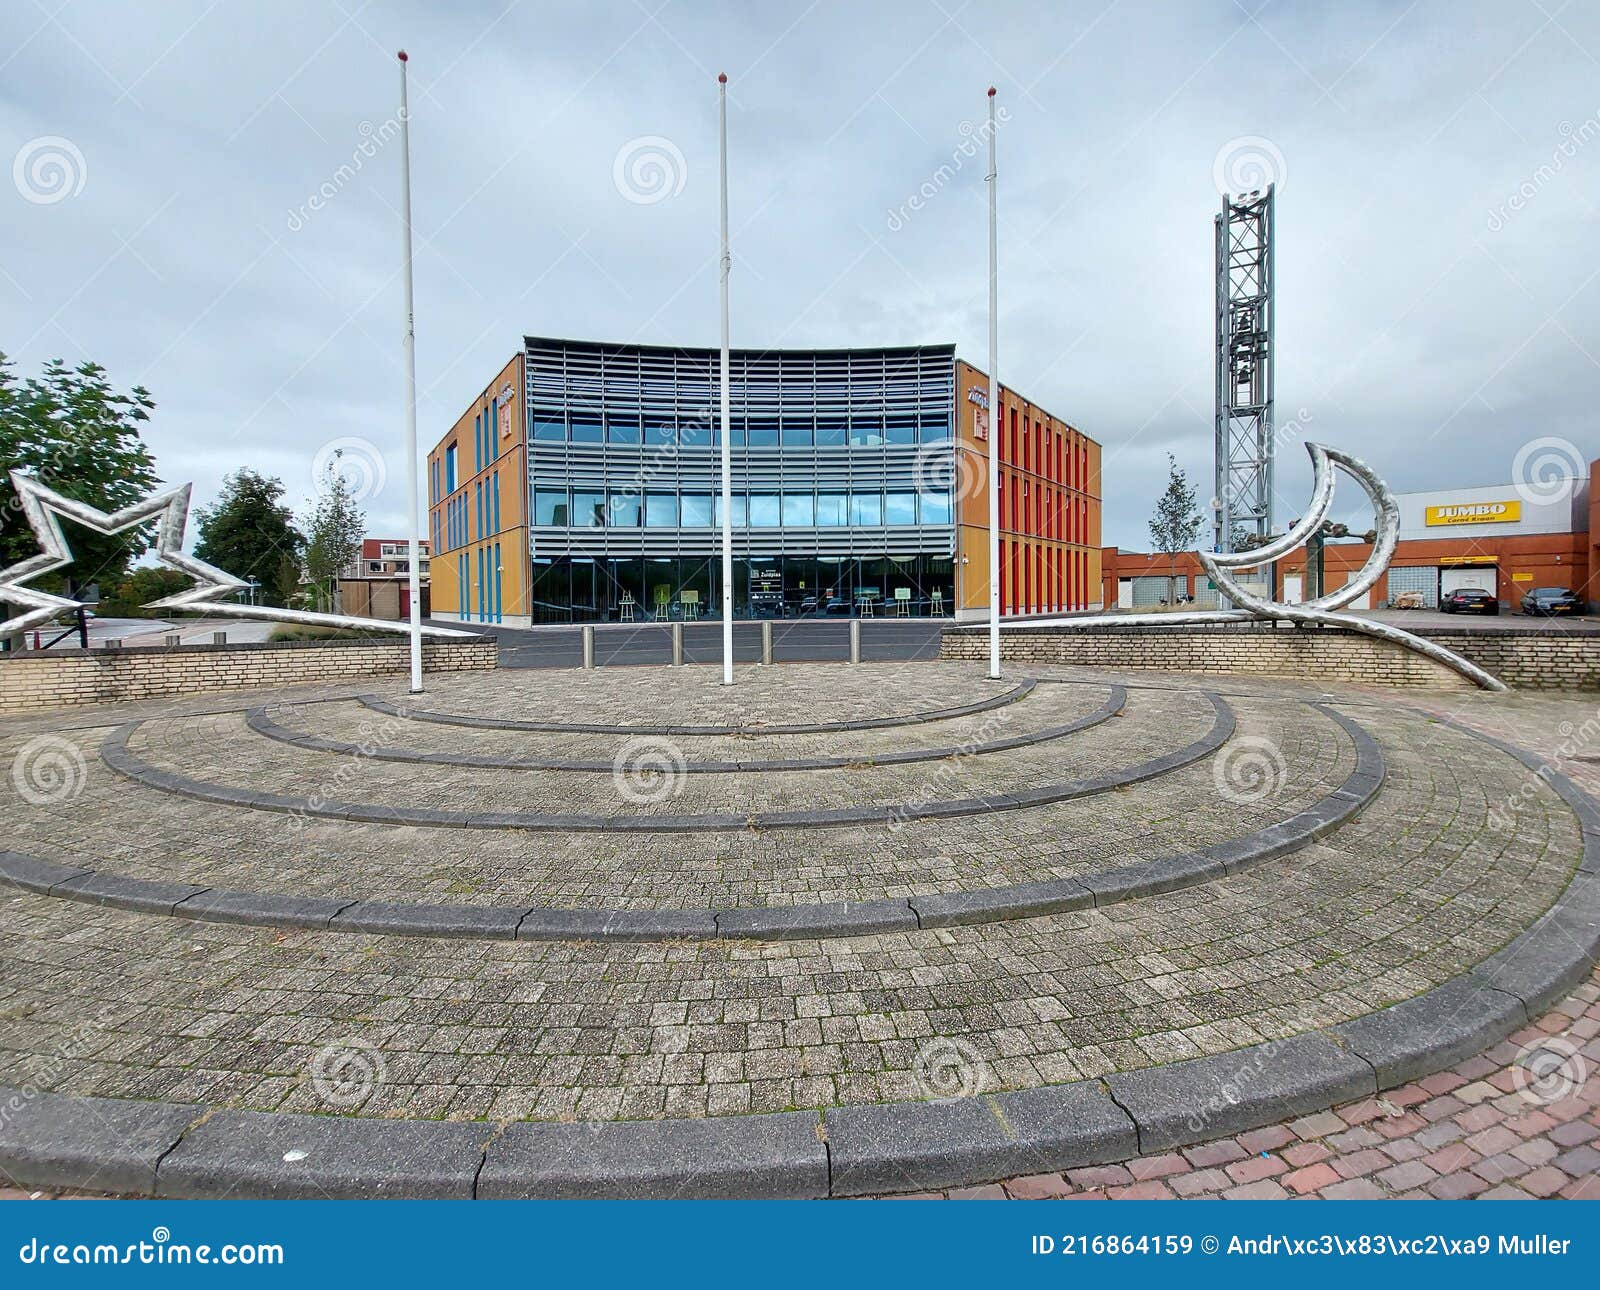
[849,618,861,664]
[671,622,683,667]
[761,620,773,665]
[212,631,227,646]
[581,624,595,670]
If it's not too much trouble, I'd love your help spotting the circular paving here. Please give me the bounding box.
[0,660,1595,1199]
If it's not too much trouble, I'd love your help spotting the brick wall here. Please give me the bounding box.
[0,636,499,713]
[941,622,1478,688]
[941,622,1600,689]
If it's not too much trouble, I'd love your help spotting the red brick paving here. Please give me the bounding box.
[937,965,1600,1200]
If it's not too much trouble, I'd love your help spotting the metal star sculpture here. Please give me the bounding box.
[1,469,474,639]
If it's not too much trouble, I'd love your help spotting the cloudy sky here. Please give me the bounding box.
[2,0,1596,549]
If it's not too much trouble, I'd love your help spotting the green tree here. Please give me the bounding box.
[273,550,305,609]
[302,455,365,610]
[192,469,303,604]
[0,354,160,598]
[96,567,190,618]
[1147,453,1202,604]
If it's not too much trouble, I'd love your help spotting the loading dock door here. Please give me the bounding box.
[1441,566,1497,597]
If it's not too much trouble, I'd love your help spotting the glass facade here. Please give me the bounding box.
[521,339,959,621]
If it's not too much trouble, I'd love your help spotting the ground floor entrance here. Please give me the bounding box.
[521,554,957,623]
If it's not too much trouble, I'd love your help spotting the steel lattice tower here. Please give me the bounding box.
[1213,185,1275,556]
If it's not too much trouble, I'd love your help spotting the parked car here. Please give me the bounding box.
[1520,586,1583,617]
[1440,588,1498,615]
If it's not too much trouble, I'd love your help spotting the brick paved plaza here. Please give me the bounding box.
[0,660,1595,1198]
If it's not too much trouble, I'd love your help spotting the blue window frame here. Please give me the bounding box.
[492,472,500,534]
[457,552,467,616]
[445,445,457,493]
[475,482,483,539]
[493,542,502,623]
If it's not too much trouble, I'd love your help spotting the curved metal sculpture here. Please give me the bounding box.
[1012,443,1506,692]
[0,470,477,640]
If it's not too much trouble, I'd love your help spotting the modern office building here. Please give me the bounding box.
[428,337,1101,626]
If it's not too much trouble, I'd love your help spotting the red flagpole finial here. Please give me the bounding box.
[718,72,727,83]
[987,86,996,97]
[398,50,408,62]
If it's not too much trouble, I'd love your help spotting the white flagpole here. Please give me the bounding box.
[398,50,424,694]
[985,86,1001,680]
[717,72,734,687]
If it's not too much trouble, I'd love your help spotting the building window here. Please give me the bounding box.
[445,444,456,493]
[714,493,748,527]
[816,418,847,447]
[645,492,679,527]
[918,491,952,525]
[570,415,604,445]
[919,414,951,443]
[849,416,883,447]
[534,489,569,526]
[850,491,882,526]
[607,412,641,444]
[816,492,848,526]
[644,416,675,446]
[780,418,813,448]
[573,490,606,527]
[781,493,815,526]
[608,491,641,527]
[680,494,714,527]
[885,416,917,446]
[885,491,917,525]
[746,419,779,447]
[750,493,780,526]
[533,412,565,442]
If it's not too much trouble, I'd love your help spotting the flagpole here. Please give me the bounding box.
[717,72,734,687]
[985,86,1001,680]
[398,50,423,693]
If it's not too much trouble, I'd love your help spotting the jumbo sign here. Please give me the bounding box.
[1424,500,1521,527]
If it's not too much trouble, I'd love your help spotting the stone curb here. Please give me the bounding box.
[1,710,1595,1197]
[358,677,1039,736]
[7,701,1379,943]
[245,685,1128,774]
[98,691,1232,834]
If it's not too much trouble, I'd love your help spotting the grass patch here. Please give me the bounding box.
[268,624,389,643]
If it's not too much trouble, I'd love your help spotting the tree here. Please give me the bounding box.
[96,567,190,618]
[0,354,160,598]
[302,454,365,611]
[1148,453,1202,605]
[273,550,305,609]
[193,469,302,604]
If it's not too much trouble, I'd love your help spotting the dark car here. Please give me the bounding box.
[1520,586,1583,617]
[1440,588,1499,615]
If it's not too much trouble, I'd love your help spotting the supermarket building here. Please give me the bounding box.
[428,337,1100,626]
[1102,461,1597,610]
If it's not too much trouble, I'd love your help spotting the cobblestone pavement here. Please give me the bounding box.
[0,661,1595,1198]
[914,965,1600,1200]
